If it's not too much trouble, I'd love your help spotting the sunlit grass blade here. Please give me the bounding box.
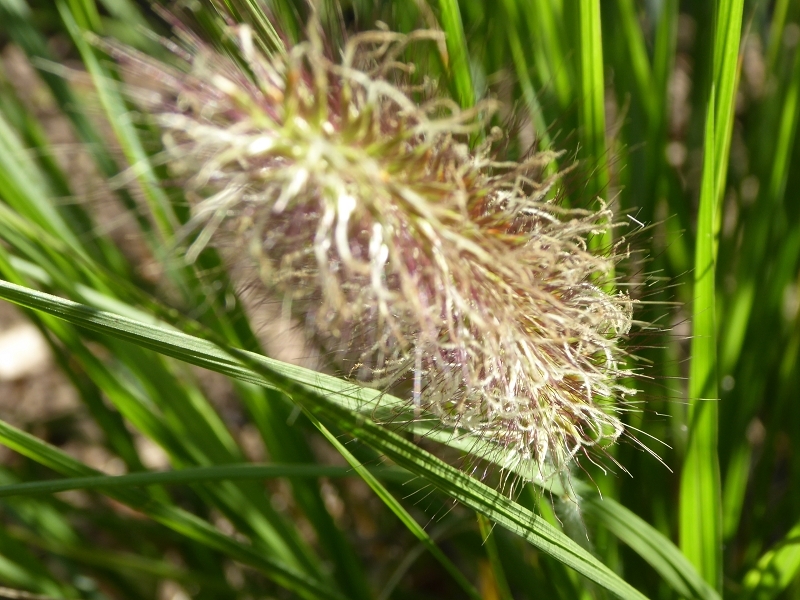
[679,83,722,591]
[170,363,650,600]
[434,0,474,108]
[720,24,800,374]
[679,0,744,590]
[0,270,714,597]
[711,0,745,204]
[578,0,608,193]
[0,279,647,600]
[576,0,613,263]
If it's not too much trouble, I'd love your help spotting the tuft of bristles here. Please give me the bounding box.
[112,20,636,477]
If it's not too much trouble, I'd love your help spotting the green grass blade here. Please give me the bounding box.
[578,0,608,191]
[616,0,657,125]
[205,359,651,600]
[766,0,791,71]
[576,0,613,264]
[0,273,713,596]
[0,464,407,498]
[0,0,157,255]
[0,112,87,260]
[679,1,744,591]
[721,24,800,374]
[249,391,373,600]
[434,0,474,108]
[0,279,648,600]
[4,522,237,592]
[721,442,752,541]
[0,525,72,598]
[216,0,286,54]
[0,251,329,582]
[0,239,714,598]
[711,0,744,230]
[679,83,722,592]
[518,0,573,113]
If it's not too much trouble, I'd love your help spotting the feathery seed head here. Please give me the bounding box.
[120,21,635,477]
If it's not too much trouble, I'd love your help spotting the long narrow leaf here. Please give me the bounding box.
[0,464,407,498]
[679,0,744,591]
[435,0,474,108]
[0,279,647,600]
[0,275,715,598]
[679,83,722,592]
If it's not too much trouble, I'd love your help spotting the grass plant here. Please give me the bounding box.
[0,1,798,598]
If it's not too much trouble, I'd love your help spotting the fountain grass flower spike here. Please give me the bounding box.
[112,18,636,479]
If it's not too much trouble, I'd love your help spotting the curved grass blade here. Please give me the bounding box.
[0,278,733,598]
[0,279,648,599]
[2,244,715,599]
[0,265,713,597]
[435,0,474,108]
[679,82,722,593]
[0,255,331,587]
[680,0,744,591]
